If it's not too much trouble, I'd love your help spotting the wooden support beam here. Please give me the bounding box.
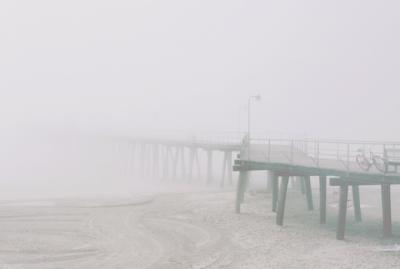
[272,174,279,212]
[220,151,228,187]
[152,144,159,179]
[266,171,272,193]
[336,183,349,240]
[172,147,179,180]
[145,144,152,177]
[235,171,248,213]
[188,148,195,182]
[129,143,136,178]
[352,185,362,222]
[240,173,249,203]
[319,176,327,224]
[276,176,289,226]
[165,146,173,180]
[189,147,201,181]
[206,150,213,185]
[140,143,146,178]
[243,171,250,197]
[180,147,186,180]
[194,150,201,181]
[381,184,392,237]
[227,151,233,186]
[161,146,167,179]
[300,176,306,194]
[304,176,314,210]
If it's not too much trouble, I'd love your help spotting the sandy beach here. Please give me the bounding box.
[0,186,400,269]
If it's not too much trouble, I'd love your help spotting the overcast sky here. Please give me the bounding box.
[1,0,400,140]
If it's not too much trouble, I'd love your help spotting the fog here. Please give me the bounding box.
[2,0,400,137]
[1,0,400,198]
[2,1,400,268]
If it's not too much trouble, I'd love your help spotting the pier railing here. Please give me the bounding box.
[249,138,400,174]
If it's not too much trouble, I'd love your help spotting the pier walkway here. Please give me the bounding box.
[131,134,400,240]
[234,138,400,239]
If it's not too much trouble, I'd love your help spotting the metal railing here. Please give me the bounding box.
[130,132,400,174]
[132,131,245,148]
[248,138,400,174]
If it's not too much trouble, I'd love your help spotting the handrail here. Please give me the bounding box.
[250,137,400,145]
[244,137,400,175]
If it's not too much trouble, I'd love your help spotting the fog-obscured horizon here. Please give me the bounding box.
[1,0,400,198]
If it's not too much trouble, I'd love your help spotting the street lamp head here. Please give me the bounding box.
[249,94,261,101]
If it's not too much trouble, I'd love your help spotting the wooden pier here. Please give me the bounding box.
[234,139,400,240]
[129,135,242,186]
[129,134,400,240]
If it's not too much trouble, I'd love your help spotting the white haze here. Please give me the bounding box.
[1,0,400,198]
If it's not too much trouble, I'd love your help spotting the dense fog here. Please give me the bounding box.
[2,2,400,268]
[1,1,400,199]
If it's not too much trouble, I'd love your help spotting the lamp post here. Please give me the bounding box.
[247,94,261,142]
[237,105,247,135]
[241,93,262,197]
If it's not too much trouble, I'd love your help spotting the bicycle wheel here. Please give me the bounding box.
[356,154,371,171]
[373,156,387,173]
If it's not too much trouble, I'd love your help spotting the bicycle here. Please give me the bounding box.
[355,149,386,173]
